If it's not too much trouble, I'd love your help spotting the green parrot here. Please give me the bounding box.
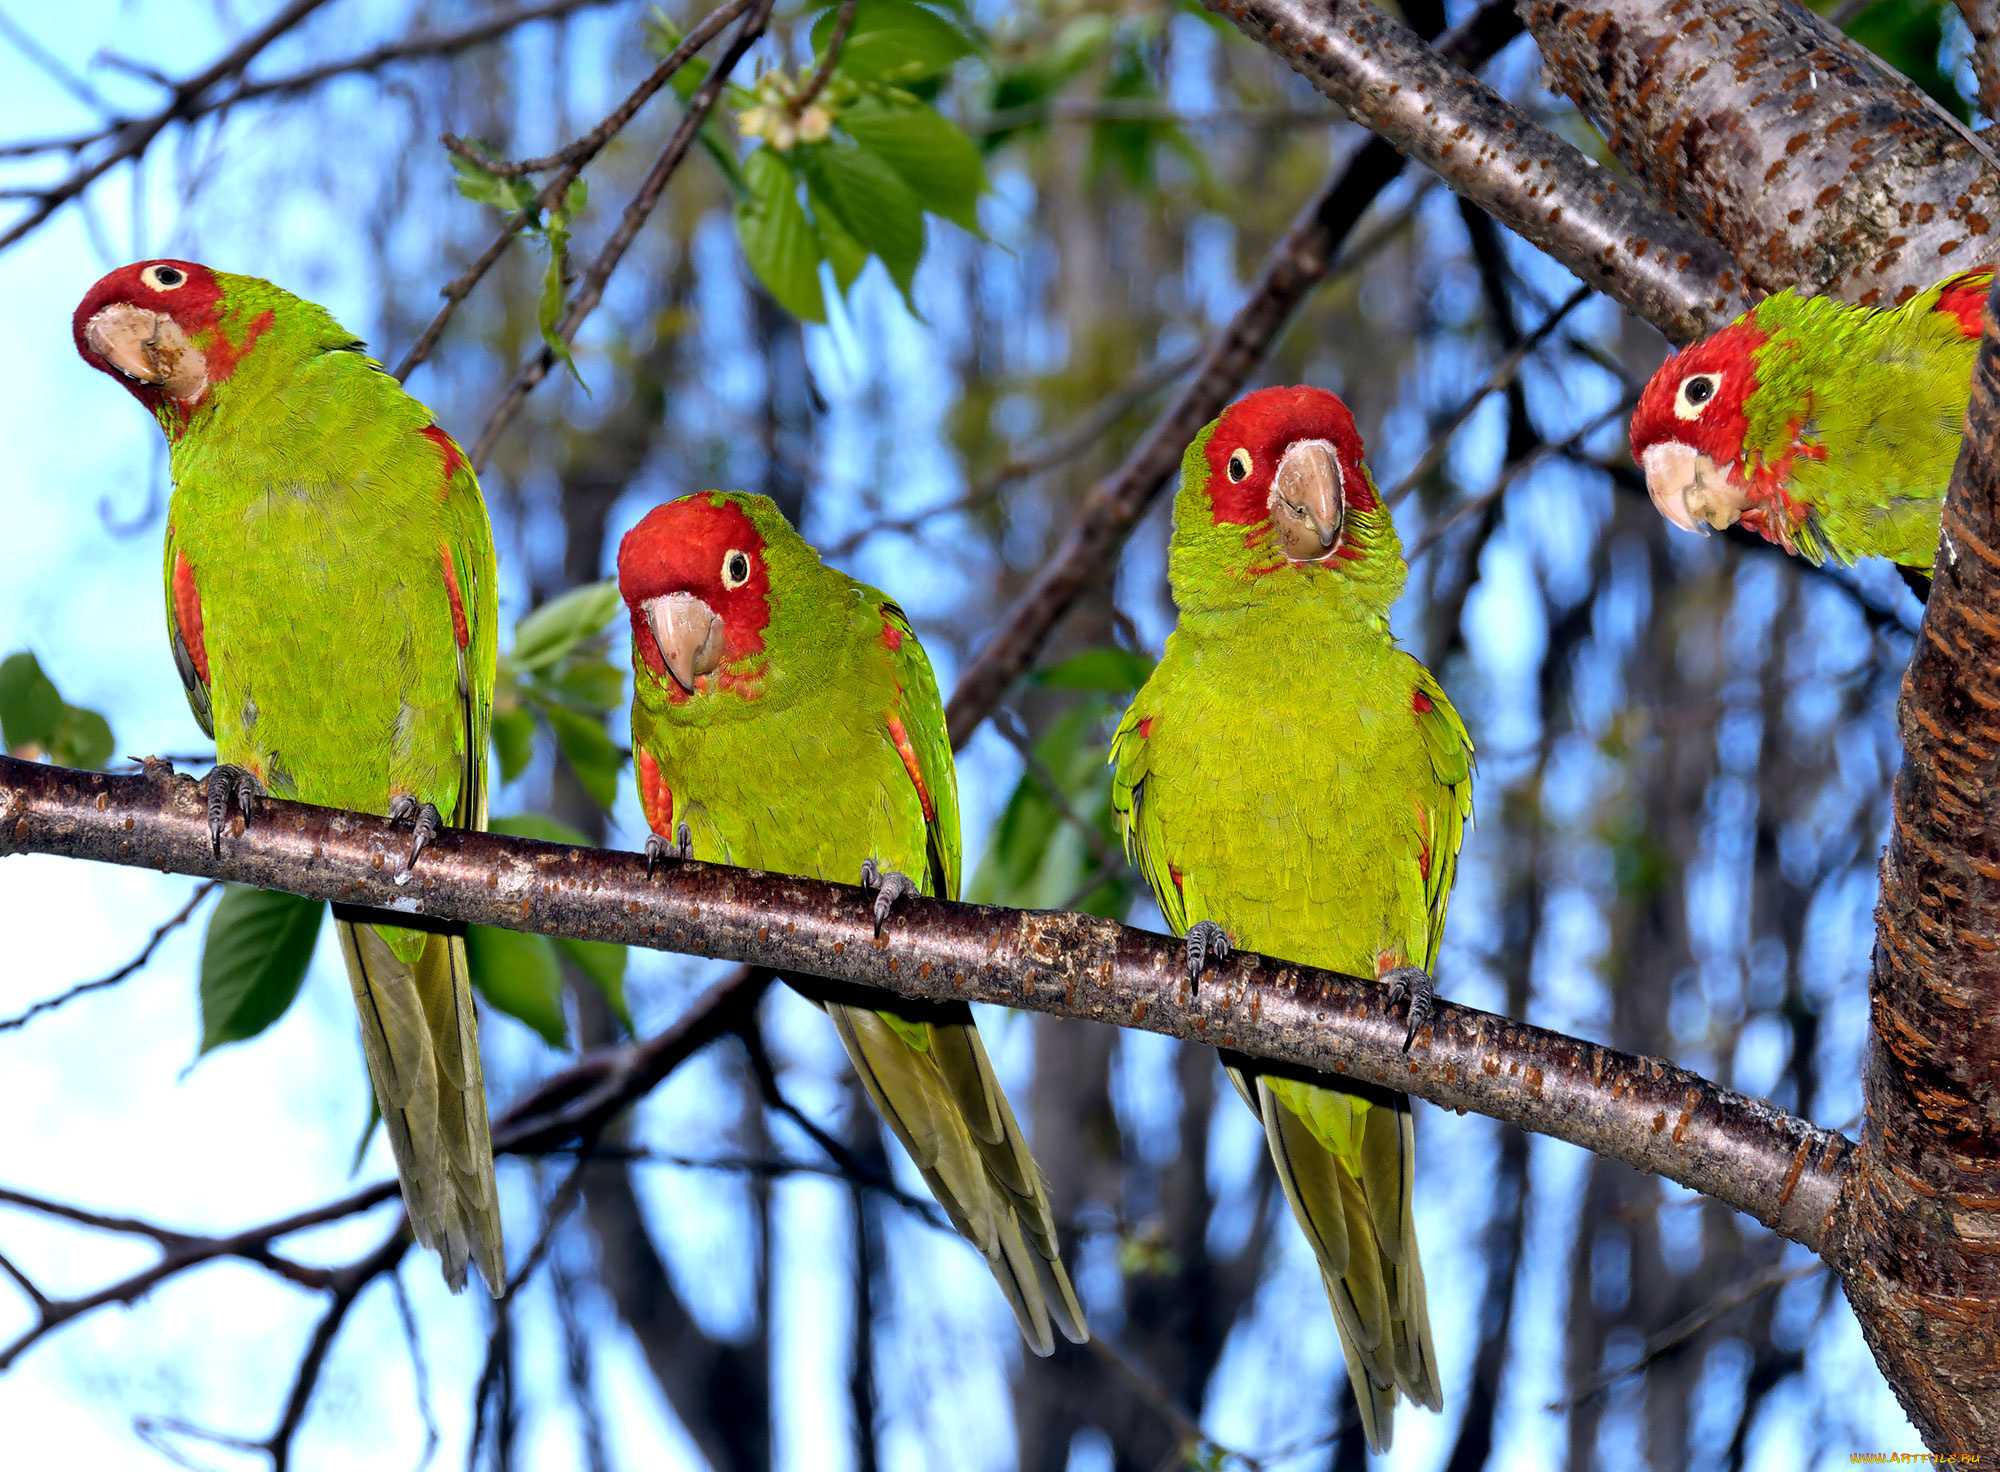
[617,491,1087,1355]
[1631,264,1991,572]
[1110,386,1469,1450]
[74,260,504,1292]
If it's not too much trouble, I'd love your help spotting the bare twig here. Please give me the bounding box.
[264,1229,409,1472]
[0,879,216,1032]
[389,1271,442,1472]
[0,754,1855,1252]
[991,709,1130,882]
[468,0,777,465]
[392,0,760,381]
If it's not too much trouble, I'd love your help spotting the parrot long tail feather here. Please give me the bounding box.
[337,918,505,1294]
[1245,1071,1435,1453]
[821,997,1087,1353]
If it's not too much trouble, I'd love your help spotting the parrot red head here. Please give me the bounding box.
[1201,385,1378,565]
[617,492,774,695]
[1628,321,1768,539]
[73,260,231,413]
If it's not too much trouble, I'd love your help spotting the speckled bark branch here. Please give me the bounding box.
[1522,0,2000,306]
[1823,276,2000,1454]
[1194,0,1743,340]
[0,753,1848,1250]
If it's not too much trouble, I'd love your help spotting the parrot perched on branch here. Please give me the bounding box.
[1110,386,1467,1450]
[74,260,504,1293]
[617,491,1088,1355]
[1630,264,1991,573]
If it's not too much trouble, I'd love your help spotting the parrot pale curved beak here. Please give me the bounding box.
[83,304,209,402]
[1640,441,1749,536]
[1270,438,1345,561]
[645,593,725,693]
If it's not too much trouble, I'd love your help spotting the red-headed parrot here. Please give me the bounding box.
[1111,386,1469,1449]
[617,490,1087,1355]
[1631,265,1991,571]
[74,260,503,1292]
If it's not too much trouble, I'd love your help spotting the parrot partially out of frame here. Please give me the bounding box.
[617,491,1087,1355]
[74,260,504,1293]
[1110,386,1468,1450]
[1631,264,1992,573]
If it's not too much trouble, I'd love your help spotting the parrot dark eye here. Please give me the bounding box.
[1226,448,1252,483]
[1675,373,1718,420]
[142,264,186,291]
[721,550,751,589]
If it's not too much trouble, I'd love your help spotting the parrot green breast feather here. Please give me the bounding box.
[618,491,1085,1355]
[74,260,504,1293]
[1632,264,1991,572]
[1112,386,1470,1451]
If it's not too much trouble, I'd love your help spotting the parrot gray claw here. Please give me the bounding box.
[388,795,444,874]
[645,821,693,877]
[1185,921,1232,989]
[1383,965,1435,1052]
[859,858,918,936]
[206,764,264,853]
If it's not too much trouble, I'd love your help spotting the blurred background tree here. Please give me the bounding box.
[0,0,1961,1467]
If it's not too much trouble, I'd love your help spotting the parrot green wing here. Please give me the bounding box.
[1411,659,1474,971]
[870,590,960,901]
[161,517,213,738]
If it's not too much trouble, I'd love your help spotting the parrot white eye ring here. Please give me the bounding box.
[1226,448,1253,483]
[141,264,187,291]
[1675,372,1719,420]
[721,550,752,589]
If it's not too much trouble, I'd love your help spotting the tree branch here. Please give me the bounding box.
[1522,0,2000,307]
[0,753,1851,1253]
[1822,271,2000,1451]
[1194,0,1744,341]
[940,0,1524,747]
[0,878,215,1032]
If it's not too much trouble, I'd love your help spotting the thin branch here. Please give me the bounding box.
[0,879,216,1032]
[467,0,777,466]
[0,0,336,254]
[1198,0,1742,340]
[389,1270,441,1472]
[967,101,1342,133]
[264,1229,409,1472]
[989,709,1133,887]
[0,11,115,117]
[0,755,1854,1252]
[793,0,856,114]
[391,0,760,381]
[938,0,1526,749]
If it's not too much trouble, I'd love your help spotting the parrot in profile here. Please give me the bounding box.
[1110,386,1468,1449]
[74,260,504,1292]
[617,491,1087,1355]
[1630,264,1991,573]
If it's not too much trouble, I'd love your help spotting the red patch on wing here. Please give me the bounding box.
[1417,834,1433,883]
[171,549,209,685]
[617,494,773,687]
[1934,267,1993,337]
[1199,385,1375,528]
[1412,689,1433,714]
[1169,865,1183,894]
[637,749,674,837]
[885,714,935,823]
[880,618,904,651]
[1629,319,1765,472]
[1136,715,1154,738]
[439,543,469,650]
[422,425,468,495]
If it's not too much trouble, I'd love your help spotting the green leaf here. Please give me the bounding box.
[556,936,632,1033]
[814,201,870,294]
[512,581,622,672]
[199,886,325,1053]
[0,652,63,752]
[802,143,926,302]
[1028,646,1154,693]
[540,236,585,389]
[465,924,568,1047]
[46,703,114,769]
[491,702,536,783]
[450,146,539,215]
[544,705,624,808]
[545,657,626,713]
[737,146,827,322]
[967,700,1131,918]
[813,0,976,84]
[488,812,595,847]
[839,95,985,234]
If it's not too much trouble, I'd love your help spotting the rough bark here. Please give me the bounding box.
[1822,276,2000,1453]
[0,753,1848,1252]
[1193,0,1744,341]
[1521,0,2000,308]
